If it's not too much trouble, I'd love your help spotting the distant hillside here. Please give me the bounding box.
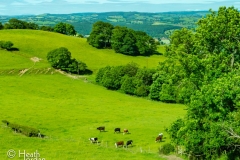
[0,29,166,73]
[0,11,208,38]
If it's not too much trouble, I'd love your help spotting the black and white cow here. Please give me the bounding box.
[97,126,105,132]
[126,140,133,148]
[89,137,98,143]
[115,141,124,148]
[114,128,120,133]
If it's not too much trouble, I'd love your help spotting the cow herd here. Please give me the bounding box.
[89,127,163,148]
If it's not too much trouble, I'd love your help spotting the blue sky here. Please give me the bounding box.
[0,0,238,15]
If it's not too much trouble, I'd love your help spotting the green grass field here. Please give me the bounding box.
[0,30,167,73]
[0,30,186,159]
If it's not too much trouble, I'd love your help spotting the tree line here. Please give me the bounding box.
[96,6,240,159]
[0,18,78,36]
[87,21,158,56]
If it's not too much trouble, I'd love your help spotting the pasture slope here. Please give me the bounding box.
[0,30,185,160]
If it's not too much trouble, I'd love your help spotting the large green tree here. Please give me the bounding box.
[54,22,76,35]
[87,21,113,48]
[47,47,87,74]
[135,31,157,56]
[165,6,240,159]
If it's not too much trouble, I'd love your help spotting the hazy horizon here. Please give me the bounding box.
[0,0,238,15]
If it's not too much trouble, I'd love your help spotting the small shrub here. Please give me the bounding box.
[5,120,41,137]
[2,120,10,126]
[159,143,175,155]
[0,41,14,50]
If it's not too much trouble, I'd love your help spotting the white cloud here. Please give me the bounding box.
[23,0,53,5]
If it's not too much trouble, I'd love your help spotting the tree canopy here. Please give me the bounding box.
[53,22,76,35]
[4,18,39,30]
[47,47,87,74]
[88,21,157,56]
[87,21,114,49]
[164,6,240,159]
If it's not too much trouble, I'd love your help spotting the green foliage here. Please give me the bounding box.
[47,47,87,74]
[123,62,139,77]
[95,66,111,84]
[2,120,9,126]
[111,26,157,56]
[87,21,114,48]
[149,74,164,100]
[40,25,53,31]
[54,22,76,35]
[135,31,157,56]
[88,22,158,56]
[121,76,137,95]
[164,6,240,159]
[0,22,3,30]
[159,143,175,155]
[6,121,40,137]
[95,62,156,97]
[0,41,14,50]
[4,18,38,30]
[47,47,71,69]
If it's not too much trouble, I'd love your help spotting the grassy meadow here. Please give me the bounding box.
[0,30,167,73]
[0,30,186,159]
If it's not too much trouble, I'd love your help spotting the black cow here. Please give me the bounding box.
[126,140,133,148]
[89,137,98,143]
[115,141,124,148]
[97,126,105,132]
[114,128,120,133]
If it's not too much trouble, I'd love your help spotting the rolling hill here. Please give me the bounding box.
[0,30,185,160]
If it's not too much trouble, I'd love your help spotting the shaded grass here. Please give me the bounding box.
[0,74,186,159]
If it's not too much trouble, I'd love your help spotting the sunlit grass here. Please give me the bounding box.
[0,30,167,73]
[0,74,185,159]
[0,29,185,159]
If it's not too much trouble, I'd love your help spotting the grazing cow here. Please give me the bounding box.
[114,128,120,133]
[123,129,129,134]
[97,126,105,132]
[115,141,124,148]
[155,135,163,142]
[126,140,133,148]
[89,137,98,143]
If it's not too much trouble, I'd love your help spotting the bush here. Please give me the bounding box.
[7,121,40,137]
[2,120,10,126]
[123,62,139,77]
[96,66,112,84]
[134,84,148,97]
[159,143,175,155]
[0,41,14,50]
[121,76,137,95]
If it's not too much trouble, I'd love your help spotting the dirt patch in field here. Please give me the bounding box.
[161,155,183,160]
[55,69,88,80]
[30,57,42,63]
